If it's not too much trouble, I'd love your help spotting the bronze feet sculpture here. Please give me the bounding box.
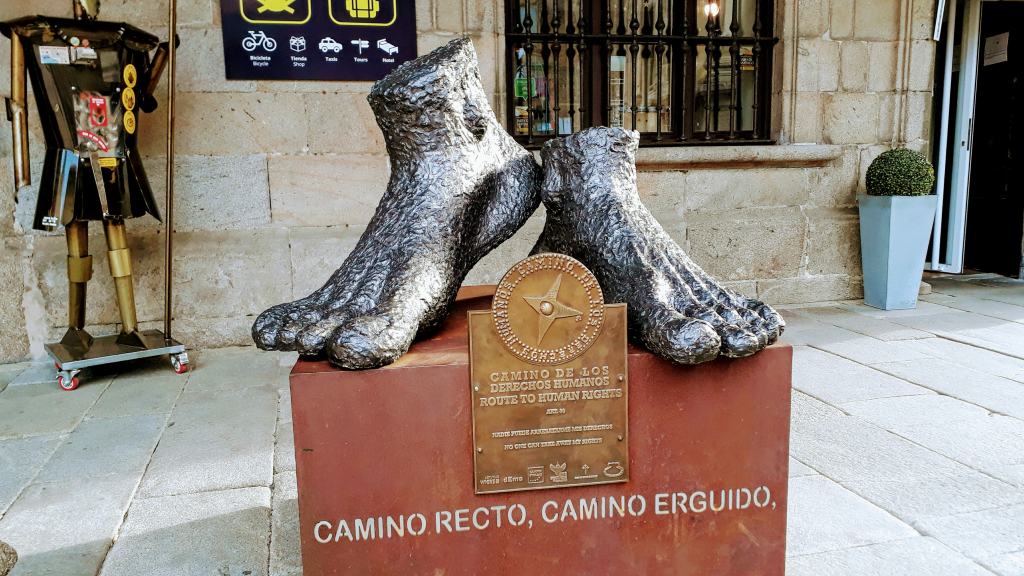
[253,39,783,368]
[252,38,542,368]
[532,128,784,364]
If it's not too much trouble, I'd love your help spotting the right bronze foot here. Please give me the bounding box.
[532,128,784,364]
[252,39,542,369]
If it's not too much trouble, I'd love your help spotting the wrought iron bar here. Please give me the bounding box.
[541,0,551,134]
[629,0,640,130]
[728,0,740,138]
[680,0,689,141]
[524,0,535,144]
[605,1,614,125]
[654,0,666,140]
[703,3,715,140]
[577,7,588,127]
[552,0,562,133]
[566,0,577,132]
[752,0,762,139]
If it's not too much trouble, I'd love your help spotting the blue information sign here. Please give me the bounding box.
[220,0,417,81]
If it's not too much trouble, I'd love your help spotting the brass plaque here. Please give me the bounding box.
[469,253,629,494]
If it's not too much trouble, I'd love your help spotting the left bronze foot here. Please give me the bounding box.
[532,127,784,364]
[252,39,541,369]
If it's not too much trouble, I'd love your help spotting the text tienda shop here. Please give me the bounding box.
[313,486,776,543]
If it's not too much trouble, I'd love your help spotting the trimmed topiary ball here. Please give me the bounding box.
[865,148,936,196]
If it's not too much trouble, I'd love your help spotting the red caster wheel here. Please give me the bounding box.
[57,373,79,391]
[171,353,190,374]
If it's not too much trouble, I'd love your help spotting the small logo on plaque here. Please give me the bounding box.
[469,253,630,494]
[527,466,544,484]
[603,461,626,478]
[549,462,568,483]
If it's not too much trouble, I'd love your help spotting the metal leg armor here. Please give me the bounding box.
[102,218,145,348]
[61,221,94,352]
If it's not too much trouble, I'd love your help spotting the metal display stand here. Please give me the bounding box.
[43,0,187,389]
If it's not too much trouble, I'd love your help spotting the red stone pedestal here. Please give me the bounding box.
[290,288,792,575]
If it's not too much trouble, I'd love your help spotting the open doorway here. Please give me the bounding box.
[931,0,1024,279]
[963,1,1024,278]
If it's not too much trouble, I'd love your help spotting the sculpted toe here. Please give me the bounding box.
[252,305,290,350]
[644,314,721,365]
[328,316,409,370]
[718,327,762,358]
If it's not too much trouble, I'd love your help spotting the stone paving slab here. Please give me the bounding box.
[785,475,917,557]
[887,311,1024,360]
[985,550,1024,576]
[0,363,26,395]
[787,306,934,341]
[790,392,1024,523]
[786,536,995,576]
[922,293,1024,324]
[35,414,166,483]
[844,395,1024,485]
[917,503,1024,566]
[274,423,295,473]
[842,470,1024,526]
[835,299,955,319]
[791,392,967,482]
[184,347,293,394]
[6,363,61,387]
[0,476,138,576]
[100,486,272,576]
[0,381,108,439]
[900,337,1024,383]
[137,385,277,498]
[87,369,188,418]
[792,346,932,406]
[929,278,1024,307]
[872,358,1024,419]
[809,331,934,365]
[0,434,63,516]
[278,388,292,424]
[778,321,850,347]
[271,472,301,576]
[789,458,816,478]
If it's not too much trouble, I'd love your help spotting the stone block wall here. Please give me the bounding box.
[0,0,937,361]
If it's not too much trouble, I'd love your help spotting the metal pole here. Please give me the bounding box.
[9,32,29,189]
[930,0,955,270]
[163,0,177,341]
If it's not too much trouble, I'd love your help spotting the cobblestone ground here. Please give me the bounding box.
[0,274,1021,575]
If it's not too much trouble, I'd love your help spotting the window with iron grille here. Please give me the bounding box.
[505,0,778,147]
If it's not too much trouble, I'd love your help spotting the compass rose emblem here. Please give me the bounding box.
[522,274,581,345]
[491,253,604,365]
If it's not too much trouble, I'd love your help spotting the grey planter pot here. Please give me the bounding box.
[858,194,938,310]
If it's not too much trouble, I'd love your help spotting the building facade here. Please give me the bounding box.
[0,0,938,362]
